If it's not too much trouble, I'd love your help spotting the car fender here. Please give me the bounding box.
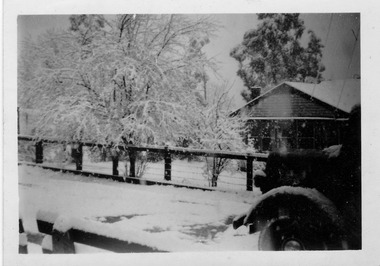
[234,186,344,234]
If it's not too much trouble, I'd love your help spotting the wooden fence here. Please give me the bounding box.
[18,135,268,191]
[19,213,167,253]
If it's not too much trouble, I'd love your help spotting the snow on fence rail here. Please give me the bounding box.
[18,135,268,191]
[19,211,166,253]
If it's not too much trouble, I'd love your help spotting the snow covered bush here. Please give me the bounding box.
[198,83,247,186]
[135,151,148,178]
[18,140,35,162]
[87,146,109,163]
[43,144,72,164]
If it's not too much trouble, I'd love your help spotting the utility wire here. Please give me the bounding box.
[311,13,334,96]
[336,25,360,110]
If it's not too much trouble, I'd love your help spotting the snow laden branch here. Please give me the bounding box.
[18,14,219,146]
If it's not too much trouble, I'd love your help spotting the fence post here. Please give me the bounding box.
[111,149,119,176]
[19,219,28,254]
[42,235,53,254]
[129,147,136,177]
[164,146,171,181]
[52,229,75,254]
[211,157,218,187]
[112,157,119,176]
[72,143,83,171]
[17,107,20,135]
[77,143,83,171]
[246,155,253,191]
[35,141,43,164]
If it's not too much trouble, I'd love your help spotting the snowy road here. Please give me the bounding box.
[19,165,261,252]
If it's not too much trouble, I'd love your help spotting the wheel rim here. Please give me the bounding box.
[282,238,304,251]
[259,218,303,251]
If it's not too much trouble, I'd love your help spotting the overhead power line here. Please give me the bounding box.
[336,25,360,110]
[311,13,334,96]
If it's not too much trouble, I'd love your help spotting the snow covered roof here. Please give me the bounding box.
[284,79,360,113]
[232,79,360,116]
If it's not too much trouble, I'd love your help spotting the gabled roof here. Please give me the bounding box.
[232,79,360,116]
[285,79,360,113]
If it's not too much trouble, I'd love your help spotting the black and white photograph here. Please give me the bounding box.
[3,0,380,265]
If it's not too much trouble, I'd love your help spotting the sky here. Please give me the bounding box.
[18,13,360,108]
[203,13,360,107]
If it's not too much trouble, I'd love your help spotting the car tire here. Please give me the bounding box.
[259,218,306,251]
[258,217,339,251]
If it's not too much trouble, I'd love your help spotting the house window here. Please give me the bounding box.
[296,120,315,149]
[275,120,295,150]
[246,120,273,152]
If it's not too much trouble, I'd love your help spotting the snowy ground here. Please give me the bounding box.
[19,165,262,253]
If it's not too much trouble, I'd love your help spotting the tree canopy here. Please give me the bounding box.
[18,14,223,147]
[230,13,325,102]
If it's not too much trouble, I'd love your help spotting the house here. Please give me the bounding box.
[231,79,360,152]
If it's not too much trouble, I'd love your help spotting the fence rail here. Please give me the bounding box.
[19,213,166,253]
[18,135,268,191]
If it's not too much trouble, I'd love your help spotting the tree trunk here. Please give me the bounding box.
[101,147,107,162]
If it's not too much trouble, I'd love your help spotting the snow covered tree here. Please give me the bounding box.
[230,13,325,102]
[199,83,247,186]
[18,14,218,147]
